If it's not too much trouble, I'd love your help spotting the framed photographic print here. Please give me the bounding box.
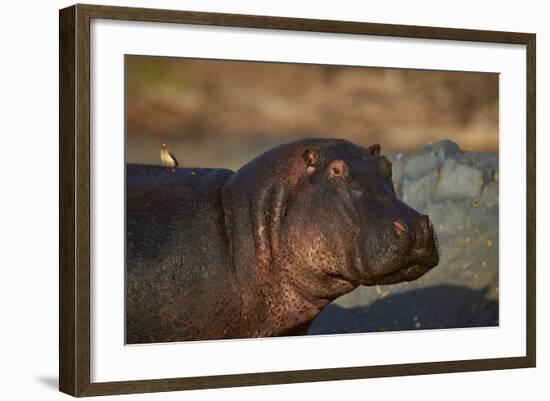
[59,4,536,397]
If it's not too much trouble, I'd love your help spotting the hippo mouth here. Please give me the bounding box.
[361,257,438,286]
[373,263,435,285]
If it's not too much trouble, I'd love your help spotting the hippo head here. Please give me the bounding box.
[222,138,439,305]
[287,140,439,288]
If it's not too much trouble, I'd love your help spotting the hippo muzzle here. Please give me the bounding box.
[359,208,440,286]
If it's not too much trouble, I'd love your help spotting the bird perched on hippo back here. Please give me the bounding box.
[160,143,179,168]
[126,138,439,344]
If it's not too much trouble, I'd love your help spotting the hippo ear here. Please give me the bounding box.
[367,144,381,155]
[302,148,320,174]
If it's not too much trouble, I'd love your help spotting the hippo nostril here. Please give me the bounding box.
[393,220,408,235]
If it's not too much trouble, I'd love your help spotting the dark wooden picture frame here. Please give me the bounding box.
[59,3,536,397]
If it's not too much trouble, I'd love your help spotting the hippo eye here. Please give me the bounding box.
[326,160,347,178]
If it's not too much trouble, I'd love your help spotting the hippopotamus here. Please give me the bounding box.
[126,138,439,344]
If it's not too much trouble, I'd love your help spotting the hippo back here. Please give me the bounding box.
[125,164,237,343]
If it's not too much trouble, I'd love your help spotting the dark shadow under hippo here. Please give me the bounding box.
[126,138,439,344]
[309,284,498,335]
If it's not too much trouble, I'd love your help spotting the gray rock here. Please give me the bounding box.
[424,200,468,239]
[480,182,499,208]
[403,152,440,180]
[429,139,461,161]
[401,139,461,182]
[467,204,499,233]
[388,156,406,197]
[435,158,484,201]
[402,172,438,211]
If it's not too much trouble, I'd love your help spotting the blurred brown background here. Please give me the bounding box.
[125,56,498,171]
